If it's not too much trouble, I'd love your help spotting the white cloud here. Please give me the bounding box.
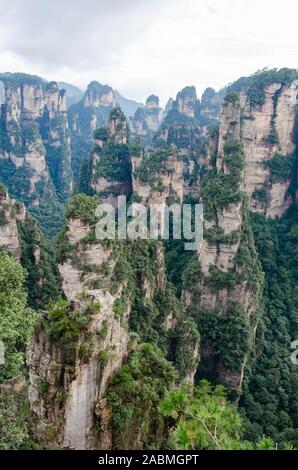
[0,0,297,105]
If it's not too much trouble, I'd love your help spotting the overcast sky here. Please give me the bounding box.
[0,0,297,105]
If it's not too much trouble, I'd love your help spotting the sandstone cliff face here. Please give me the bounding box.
[83,82,114,109]
[200,87,223,123]
[152,86,221,207]
[153,85,216,201]
[0,187,26,259]
[132,146,183,206]
[41,82,72,202]
[187,95,263,392]
[28,292,130,450]
[88,108,132,205]
[28,212,130,449]
[158,76,298,221]
[131,95,164,144]
[240,82,298,216]
[199,98,243,299]
[161,86,201,128]
[108,107,129,145]
[175,86,198,118]
[0,74,72,211]
[68,82,115,178]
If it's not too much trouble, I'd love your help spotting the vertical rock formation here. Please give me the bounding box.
[78,107,133,205]
[199,94,243,283]
[0,184,25,259]
[57,82,84,108]
[176,86,199,118]
[27,195,131,449]
[132,145,183,205]
[108,107,129,144]
[0,73,72,234]
[83,82,114,109]
[185,92,264,392]
[200,87,224,123]
[240,81,298,216]
[131,95,164,144]
[41,82,72,203]
[68,82,146,178]
[163,97,174,118]
[68,81,115,178]
[155,86,204,155]
[153,86,221,204]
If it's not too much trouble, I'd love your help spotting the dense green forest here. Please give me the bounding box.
[241,209,298,446]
